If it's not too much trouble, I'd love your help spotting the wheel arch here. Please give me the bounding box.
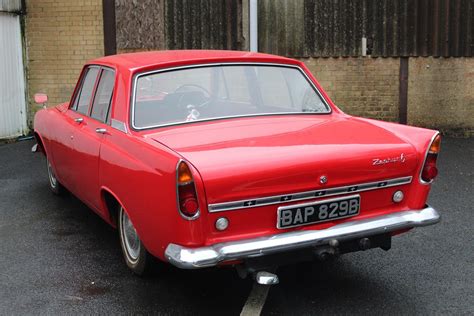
[33,132,47,156]
[100,187,124,228]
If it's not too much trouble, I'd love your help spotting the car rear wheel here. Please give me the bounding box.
[46,157,65,195]
[118,206,152,275]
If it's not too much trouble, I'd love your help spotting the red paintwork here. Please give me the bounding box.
[34,50,438,261]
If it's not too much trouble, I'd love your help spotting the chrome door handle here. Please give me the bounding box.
[95,128,107,134]
[74,117,84,123]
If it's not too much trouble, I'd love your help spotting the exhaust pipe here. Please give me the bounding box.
[254,271,279,285]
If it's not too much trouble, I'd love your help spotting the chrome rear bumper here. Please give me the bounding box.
[165,206,440,269]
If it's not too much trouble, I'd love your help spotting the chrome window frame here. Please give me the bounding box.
[89,66,116,123]
[71,65,101,114]
[130,62,332,131]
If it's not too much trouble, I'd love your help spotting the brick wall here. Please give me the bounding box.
[23,0,473,138]
[409,58,474,138]
[25,0,104,125]
[301,57,473,137]
[301,57,400,123]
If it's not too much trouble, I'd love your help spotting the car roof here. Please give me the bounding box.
[88,50,300,73]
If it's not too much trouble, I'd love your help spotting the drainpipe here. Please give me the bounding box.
[249,0,258,52]
[399,57,408,124]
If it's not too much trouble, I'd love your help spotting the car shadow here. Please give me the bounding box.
[46,192,252,315]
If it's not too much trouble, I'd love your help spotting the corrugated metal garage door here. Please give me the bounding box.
[0,10,27,139]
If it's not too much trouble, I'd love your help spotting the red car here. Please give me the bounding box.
[33,50,441,283]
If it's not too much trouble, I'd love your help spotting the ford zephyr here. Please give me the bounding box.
[33,50,441,283]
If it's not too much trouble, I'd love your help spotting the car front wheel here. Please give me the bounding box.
[46,157,65,195]
[118,206,152,275]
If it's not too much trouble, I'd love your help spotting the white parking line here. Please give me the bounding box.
[240,283,271,316]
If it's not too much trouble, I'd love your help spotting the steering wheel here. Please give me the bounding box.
[174,84,211,96]
[173,84,211,109]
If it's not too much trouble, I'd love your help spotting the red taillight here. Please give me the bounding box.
[421,134,441,183]
[177,161,200,219]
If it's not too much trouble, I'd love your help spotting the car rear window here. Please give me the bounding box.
[133,64,330,129]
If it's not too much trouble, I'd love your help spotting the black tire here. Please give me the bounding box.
[46,157,65,195]
[118,206,153,275]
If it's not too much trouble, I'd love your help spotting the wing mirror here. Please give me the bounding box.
[34,93,48,108]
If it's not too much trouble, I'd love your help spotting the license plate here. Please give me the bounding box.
[277,195,360,229]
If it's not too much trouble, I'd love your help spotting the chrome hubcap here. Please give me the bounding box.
[47,160,57,188]
[121,209,140,262]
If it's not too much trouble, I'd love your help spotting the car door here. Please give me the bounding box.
[48,110,78,190]
[51,67,100,190]
[70,67,115,213]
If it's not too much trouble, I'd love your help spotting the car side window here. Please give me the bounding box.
[90,69,114,123]
[75,67,99,115]
[255,67,292,109]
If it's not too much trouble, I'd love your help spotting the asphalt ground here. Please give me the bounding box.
[0,138,472,315]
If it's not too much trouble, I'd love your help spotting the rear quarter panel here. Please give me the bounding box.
[351,117,439,209]
[99,131,209,260]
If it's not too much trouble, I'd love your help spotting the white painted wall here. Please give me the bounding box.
[0,12,27,139]
[0,0,21,12]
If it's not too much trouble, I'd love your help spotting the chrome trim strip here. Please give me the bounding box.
[208,176,413,213]
[165,205,441,269]
[276,194,360,229]
[130,62,332,131]
[111,119,128,133]
[419,131,440,185]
